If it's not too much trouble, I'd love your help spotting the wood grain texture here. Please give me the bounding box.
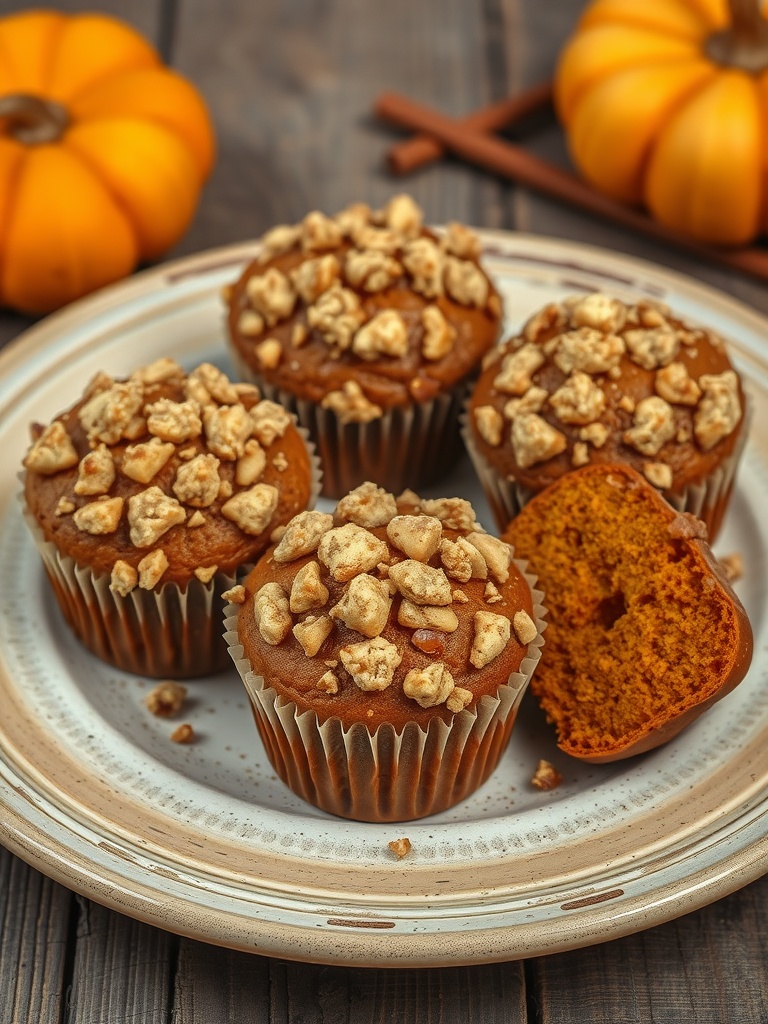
[0,847,73,1024]
[174,946,526,1024]
[0,0,767,1019]
[530,875,768,1023]
[66,900,175,1024]
[170,0,507,251]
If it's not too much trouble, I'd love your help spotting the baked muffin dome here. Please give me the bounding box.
[467,292,748,539]
[22,358,316,677]
[504,463,753,762]
[227,483,545,820]
[226,195,503,496]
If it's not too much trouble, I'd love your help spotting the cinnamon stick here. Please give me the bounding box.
[386,81,553,175]
[374,90,768,283]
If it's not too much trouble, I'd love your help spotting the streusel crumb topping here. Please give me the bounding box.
[242,483,539,717]
[472,293,744,489]
[24,361,310,591]
[231,197,500,422]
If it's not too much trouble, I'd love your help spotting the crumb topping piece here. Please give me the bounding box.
[170,723,195,744]
[321,381,383,424]
[79,379,144,445]
[274,510,335,562]
[138,548,169,589]
[439,536,487,583]
[290,560,330,613]
[470,611,511,669]
[128,487,186,547]
[387,514,442,562]
[145,680,187,716]
[474,405,504,447]
[330,574,392,637]
[388,837,412,859]
[339,636,402,691]
[318,523,389,582]
[512,413,567,469]
[253,582,292,645]
[403,662,454,708]
[293,614,333,657]
[531,759,563,791]
[221,483,279,536]
[24,421,80,475]
[121,437,175,485]
[75,444,116,495]
[387,560,452,606]
[694,371,742,451]
[110,559,138,596]
[73,496,124,535]
[337,481,398,528]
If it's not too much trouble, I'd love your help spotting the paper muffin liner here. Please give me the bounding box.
[228,351,468,499]
[462,397,752,541]
[19,427,323,680]
[223,567,546,822]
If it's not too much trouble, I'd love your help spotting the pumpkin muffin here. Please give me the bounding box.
[225,194,503,497]
[466,292,748,539]
[225,483,545,822]
[504,463,753,762]
[22,359,318,678]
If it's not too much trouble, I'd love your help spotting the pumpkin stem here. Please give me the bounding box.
[0,94,69,144]
[706,0,768,73]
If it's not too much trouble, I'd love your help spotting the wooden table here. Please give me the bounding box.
[2,0,767,1019]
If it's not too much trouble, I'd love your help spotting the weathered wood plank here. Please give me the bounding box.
[173,943,527,1024]
[170,0,507,255]
[66,898,175,1024]
[530,875,768,1024]
[0,846,72,1024]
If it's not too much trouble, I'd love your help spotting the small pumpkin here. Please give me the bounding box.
[0,9,215,314]
[555,0,768,246]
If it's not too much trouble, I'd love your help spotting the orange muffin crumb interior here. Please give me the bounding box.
[505,464,752,760]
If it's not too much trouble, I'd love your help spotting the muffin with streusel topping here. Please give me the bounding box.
[22,359,318,678]
[225,194,503,497]
[465,292,748,539]
[225,483,545,822]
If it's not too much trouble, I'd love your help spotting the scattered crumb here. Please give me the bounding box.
[388,837,412,859]
[145,680,187,717]
[170,723,196,744]
[531,759,563,791]
[222,584,247,604]
[719,552,744,583]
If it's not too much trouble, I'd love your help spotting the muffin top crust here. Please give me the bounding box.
[234,483,540,731]
[226,194,502,417]
[469,292,745,496]
[23,359,313,589]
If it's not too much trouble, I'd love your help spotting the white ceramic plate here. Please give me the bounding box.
[1,233,766,967]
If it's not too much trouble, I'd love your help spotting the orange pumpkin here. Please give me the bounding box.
[555,0,768,246]
[0,9,215,314]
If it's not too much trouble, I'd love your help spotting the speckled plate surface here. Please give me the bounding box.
[0,233,766,967]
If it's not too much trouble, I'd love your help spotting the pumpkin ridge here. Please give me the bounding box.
[61,117,200,261]
[568,59,717,202]
[66,67,215,181]
[630,62,723,199]
[56,131,144,251]
[0,11,67,95]
[0,143,29,308]
[578,0,717,39]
